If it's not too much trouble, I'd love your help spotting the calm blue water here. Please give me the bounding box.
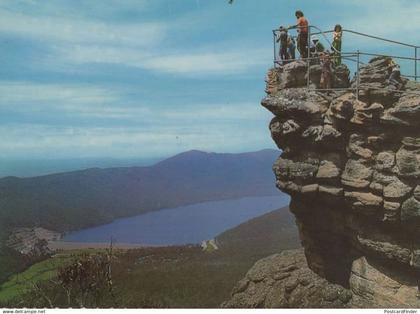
[63,195,290,246]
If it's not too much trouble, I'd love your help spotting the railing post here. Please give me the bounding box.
[415,47,418,82]
[356,50,360,100]
[273,30,276,67]
[307,26,311,89]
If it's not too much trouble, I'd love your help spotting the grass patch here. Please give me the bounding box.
[0,249,110,304]
[113,246,250,308]
[0,249,25,285]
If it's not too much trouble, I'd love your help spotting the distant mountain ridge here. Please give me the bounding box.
[0,157,161,178]
[0,149,282,233]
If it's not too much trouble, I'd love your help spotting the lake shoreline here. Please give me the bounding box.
[48,241,165,251]
[61,196,290,246]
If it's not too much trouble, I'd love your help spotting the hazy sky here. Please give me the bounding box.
[0,0,419,159]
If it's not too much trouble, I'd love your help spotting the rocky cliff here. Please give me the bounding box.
[225,57,420,308]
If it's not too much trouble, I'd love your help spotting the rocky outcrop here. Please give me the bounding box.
[226,57,420,307]
[224,249,420,308]
[223,249,352,308]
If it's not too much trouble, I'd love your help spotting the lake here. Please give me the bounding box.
[62,195,290,246]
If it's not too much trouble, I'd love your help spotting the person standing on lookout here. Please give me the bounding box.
[276,26,289,64]
[288,10,309,59]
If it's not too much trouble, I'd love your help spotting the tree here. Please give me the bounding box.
[19,248,118,308]
[57,251,116,307]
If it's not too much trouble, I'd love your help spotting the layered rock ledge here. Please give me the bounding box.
[224,249,419,308]
[226,57,420,308]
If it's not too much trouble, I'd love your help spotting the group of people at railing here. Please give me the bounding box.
[275,10,342,66]
[274,10,342,90]
[273,10,416,91]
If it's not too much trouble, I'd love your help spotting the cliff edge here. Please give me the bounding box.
[225,57,420,308]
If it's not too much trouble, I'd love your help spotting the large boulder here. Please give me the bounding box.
[350,257,420,307]
[382,95,420,126]
[223,249,353,308]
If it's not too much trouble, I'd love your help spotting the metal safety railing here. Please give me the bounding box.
[272,25,420,99]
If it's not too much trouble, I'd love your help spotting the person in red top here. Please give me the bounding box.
[288,10,309,59]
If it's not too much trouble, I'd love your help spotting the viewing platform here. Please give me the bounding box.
[271,25,420,98]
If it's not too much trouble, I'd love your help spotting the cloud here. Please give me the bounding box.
[0,78,272,158]
[160,103,269,121]
[0,1,272,77]
[0,81,151,121]
[0,81,127,118]
[0,80,269,125]
[333,0,420,42]
[0,1,280,160]
[56,44,269,76]
[0,82,116,104]
[0,8,166,48]
[0,122,273,159]
[0,0,152,16]
[57,46,151,67]
[141,49,268,75]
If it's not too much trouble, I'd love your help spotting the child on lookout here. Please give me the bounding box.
[320,51,333,91]
[332,24,343,66]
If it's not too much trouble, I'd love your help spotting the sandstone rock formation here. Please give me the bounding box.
[224,249,420,308]
[223,249,352,308]
[226,57,420,307]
